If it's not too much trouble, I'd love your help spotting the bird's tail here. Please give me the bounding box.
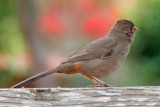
[11,62,79,88]
[11,68,57,88]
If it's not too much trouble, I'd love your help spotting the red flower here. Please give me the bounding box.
[81,5,120,39]
[37,10,65,37]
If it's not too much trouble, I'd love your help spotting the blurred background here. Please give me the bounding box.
[0,0,160,88]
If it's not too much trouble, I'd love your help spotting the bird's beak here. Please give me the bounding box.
[134,27,139,32]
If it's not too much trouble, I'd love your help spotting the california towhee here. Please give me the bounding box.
[12,19,139,88]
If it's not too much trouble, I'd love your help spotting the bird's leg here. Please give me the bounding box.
[81,73,109,87]
[92,76,110,87]
[86,76,101,87]
[90,78,99,85]
[87,78,100,87]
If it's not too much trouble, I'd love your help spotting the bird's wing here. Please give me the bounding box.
[61,37,117,64]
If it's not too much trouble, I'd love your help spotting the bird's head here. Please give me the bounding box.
[111,19,139,43]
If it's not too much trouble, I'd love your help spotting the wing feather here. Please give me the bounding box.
[61,37,117,64]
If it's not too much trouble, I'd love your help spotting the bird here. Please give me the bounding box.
[12,19,139,88]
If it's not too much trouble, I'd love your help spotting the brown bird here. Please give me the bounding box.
[12,19,139,88]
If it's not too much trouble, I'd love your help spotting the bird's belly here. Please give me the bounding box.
[80,59,118,78]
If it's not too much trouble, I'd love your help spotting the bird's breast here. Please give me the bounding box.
[79,44,131,78]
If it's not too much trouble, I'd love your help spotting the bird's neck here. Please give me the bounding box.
[105,30,133,46]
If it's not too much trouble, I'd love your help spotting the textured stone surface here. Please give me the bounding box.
[0,87,160,106]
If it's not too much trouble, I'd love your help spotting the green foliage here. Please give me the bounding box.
[0,0,16,19]
[125,0,160,86]
[0,0,26,54]
[0,69,14,88]
[0,0,26,87]
[0,18,26,54]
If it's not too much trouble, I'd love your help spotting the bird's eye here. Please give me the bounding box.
[125,32,133,38]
